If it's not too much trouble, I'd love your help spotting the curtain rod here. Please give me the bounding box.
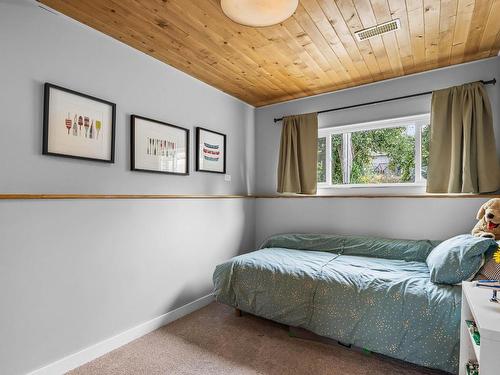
[273,78,496,123]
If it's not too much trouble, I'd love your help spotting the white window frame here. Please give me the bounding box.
[317,113,430,194]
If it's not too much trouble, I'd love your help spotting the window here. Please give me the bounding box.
[317,114,430,188]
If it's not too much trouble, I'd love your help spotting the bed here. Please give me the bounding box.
[213,234,461,374]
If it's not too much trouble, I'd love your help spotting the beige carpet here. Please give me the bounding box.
[69,302,447,375]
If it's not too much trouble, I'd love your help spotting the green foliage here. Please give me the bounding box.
[421,125,430,179]
[350,127,415,183]
[318,125,428,185]
[331,134,343,184]
[317,137,326,183]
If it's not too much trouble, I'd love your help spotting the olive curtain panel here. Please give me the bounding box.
[277,112,318,194]
[427,82,500,193]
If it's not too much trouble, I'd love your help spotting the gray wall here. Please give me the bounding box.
[0,1,255,195]
[255,197,488,245]
[0,199,254,375]
[254,57,500,245]
[0,2,255,374]
[255,57,500,194]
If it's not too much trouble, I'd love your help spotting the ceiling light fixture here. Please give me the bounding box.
[221,0,298,27]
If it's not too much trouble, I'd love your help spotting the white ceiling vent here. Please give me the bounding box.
[354,19,401,41]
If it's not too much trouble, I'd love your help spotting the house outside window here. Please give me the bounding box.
[317,114,430,193]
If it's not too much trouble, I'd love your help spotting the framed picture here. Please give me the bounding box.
[195,127,226,174]
[43,83,116,162]
[131,115,189,175]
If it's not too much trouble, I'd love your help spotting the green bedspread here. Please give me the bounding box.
[213,234,461,374]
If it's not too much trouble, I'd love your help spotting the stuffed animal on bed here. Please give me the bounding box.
[472,198,500,240]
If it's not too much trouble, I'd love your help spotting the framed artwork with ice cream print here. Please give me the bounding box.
[42,83,116,163]
[131,115,189,175]
[195,127,226,174]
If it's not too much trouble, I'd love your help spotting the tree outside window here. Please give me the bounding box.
[317,114,430,186]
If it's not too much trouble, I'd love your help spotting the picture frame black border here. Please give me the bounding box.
[130,115,190,176]
[195,127,227,174]
[42,83,116,163]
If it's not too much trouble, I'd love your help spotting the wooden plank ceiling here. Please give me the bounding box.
[39,0,500,107]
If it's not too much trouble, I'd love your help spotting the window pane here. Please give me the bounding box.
[317,137,326,183]
[350,127,416,184]
[421,124,430,179]
[331,134,343,184]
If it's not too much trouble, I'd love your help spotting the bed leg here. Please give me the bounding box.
[235,308,242,317]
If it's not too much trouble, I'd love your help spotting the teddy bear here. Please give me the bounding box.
[472,198,500,240]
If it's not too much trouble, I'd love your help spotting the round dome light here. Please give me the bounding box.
[221,0,299,27]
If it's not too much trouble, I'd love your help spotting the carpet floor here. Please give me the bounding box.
[69,302,447,375]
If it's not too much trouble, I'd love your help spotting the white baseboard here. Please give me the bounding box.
[27,294,214,375]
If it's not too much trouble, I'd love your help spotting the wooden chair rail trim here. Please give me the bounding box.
[0,194,251,200]
[255,194,500,199]
[0,194,498,200]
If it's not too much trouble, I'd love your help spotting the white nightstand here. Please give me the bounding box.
[459,281,500,375]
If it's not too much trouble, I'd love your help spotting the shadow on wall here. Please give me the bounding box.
[165,287,213,314]
[158,198,256,316]
[238,198,256,254]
